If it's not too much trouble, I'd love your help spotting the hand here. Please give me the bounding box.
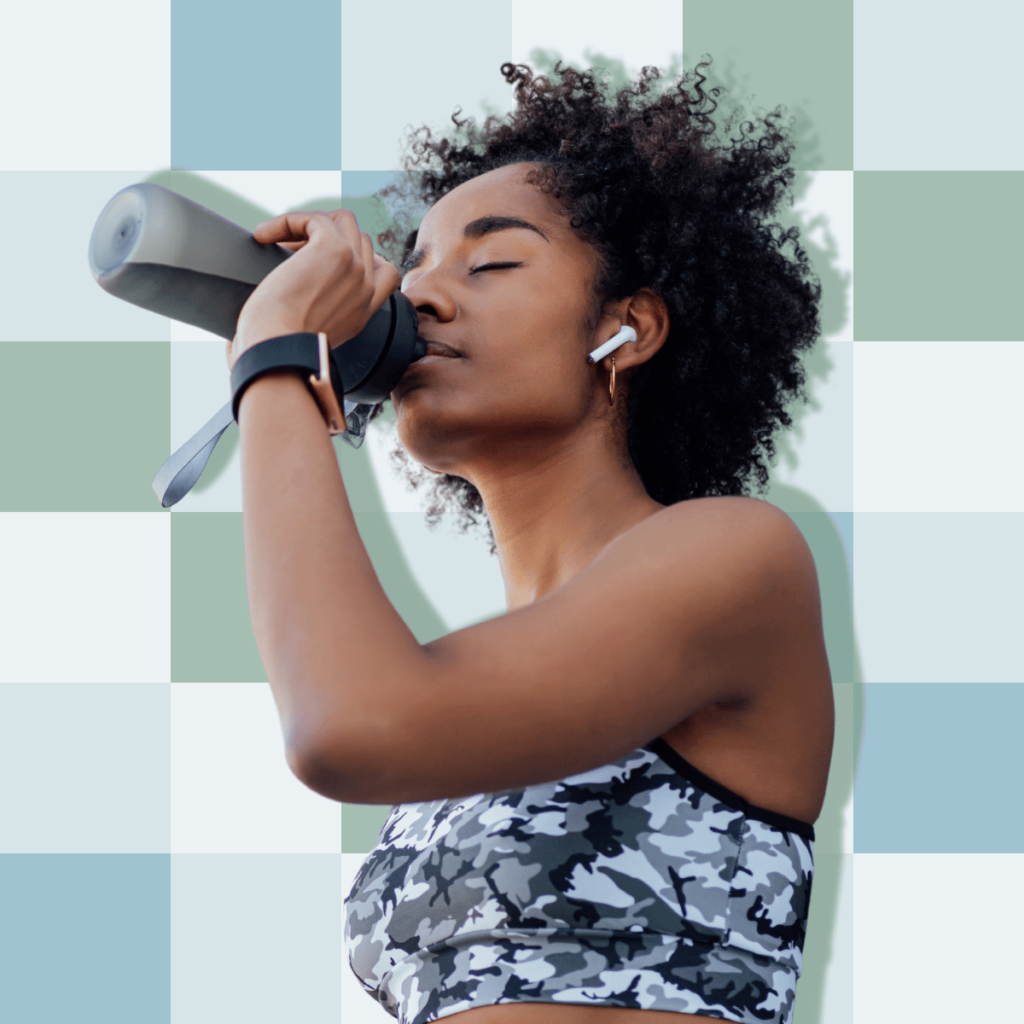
[225,209,401,371]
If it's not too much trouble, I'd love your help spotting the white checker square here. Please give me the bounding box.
[854,341,1024,514]
[171,682,340,854]
[0,0,170,171]
[179,171,343,218]
[854,854,1024,1021]
[0,512,170,683]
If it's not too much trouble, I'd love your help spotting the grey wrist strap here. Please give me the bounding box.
[152,401,235,508]
[151,396,374,509]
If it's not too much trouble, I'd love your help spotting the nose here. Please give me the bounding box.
[402,267,458,325]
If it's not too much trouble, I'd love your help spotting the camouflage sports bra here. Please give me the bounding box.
[344,737,815,1024]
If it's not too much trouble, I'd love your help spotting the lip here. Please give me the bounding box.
[419,338,463,360]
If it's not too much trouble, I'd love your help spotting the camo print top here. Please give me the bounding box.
[345,737,815,1024]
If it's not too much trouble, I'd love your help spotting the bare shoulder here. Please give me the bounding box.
[629,497,833,823]
[576,493,826,713]
[644,493,811,547]
[601,495,820,619]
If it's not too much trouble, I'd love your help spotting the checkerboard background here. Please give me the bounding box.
[2,1,1022,1021]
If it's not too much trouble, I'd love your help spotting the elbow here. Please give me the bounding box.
[287,715,403,806]
[286,737,349,803]
[282,686,405,805]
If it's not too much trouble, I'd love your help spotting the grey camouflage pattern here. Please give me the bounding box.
[345,743,814,1023]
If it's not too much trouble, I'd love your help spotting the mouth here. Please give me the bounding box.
[395,338,463,392]
[419,338,463,360]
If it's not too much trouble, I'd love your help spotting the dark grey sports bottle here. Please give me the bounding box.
[89,182,294,340]
[88,182,425,506]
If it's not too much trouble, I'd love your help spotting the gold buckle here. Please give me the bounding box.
[307,332,347,435]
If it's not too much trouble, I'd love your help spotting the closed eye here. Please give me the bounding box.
[469,261,523,275]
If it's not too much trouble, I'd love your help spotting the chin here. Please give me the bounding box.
[392,392,472,476]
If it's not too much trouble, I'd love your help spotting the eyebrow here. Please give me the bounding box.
[401,215,549,274]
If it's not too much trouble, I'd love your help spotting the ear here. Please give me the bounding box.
[597,288,669,374]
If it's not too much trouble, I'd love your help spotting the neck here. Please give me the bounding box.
[468,428,664,610]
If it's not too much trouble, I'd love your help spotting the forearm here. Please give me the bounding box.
[236,370,424,761]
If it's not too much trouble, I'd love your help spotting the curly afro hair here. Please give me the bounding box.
[380,58,821,539]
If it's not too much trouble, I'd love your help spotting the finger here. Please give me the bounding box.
[360,230,376,288]
[253,210,331,243]
[253,214,292,241]
[325,207,362,249]
[370,253,402,310]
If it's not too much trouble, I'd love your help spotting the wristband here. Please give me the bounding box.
[230,332,346,434]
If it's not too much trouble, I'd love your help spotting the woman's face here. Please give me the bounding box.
[391,162,609,476]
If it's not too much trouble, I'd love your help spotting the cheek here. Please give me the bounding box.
[485,320,587,394]
[507,305,596,408]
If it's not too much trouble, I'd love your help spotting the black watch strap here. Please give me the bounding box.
[152,333,362,509]
[230,333,344,424]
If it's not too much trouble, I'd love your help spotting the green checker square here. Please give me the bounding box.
[854,171,1024,341]
[342,802,392,855]
[171,448,449,682]
[171,512,265,683]
[0,342,169,512]
[683,0,853,171]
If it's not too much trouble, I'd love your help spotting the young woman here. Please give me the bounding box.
[226,61,832,1024]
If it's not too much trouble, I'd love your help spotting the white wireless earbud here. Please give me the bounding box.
[587,325,637,364]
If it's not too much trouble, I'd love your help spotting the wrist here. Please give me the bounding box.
[236,368,314,424]
[230,331,347,435]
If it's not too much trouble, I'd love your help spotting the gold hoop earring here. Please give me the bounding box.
[608,356,616,406]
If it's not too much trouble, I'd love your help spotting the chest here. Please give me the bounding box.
[344,746,813,1023]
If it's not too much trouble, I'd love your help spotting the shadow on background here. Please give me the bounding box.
[769,484,863,1024]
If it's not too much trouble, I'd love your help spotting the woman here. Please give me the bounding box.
[226,61,833,1024]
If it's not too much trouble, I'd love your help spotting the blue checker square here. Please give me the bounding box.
[171,0,341,171]
[0,855,170,1024]
[855,683,1024,853]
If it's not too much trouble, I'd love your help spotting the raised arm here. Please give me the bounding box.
[238,365,817,806]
